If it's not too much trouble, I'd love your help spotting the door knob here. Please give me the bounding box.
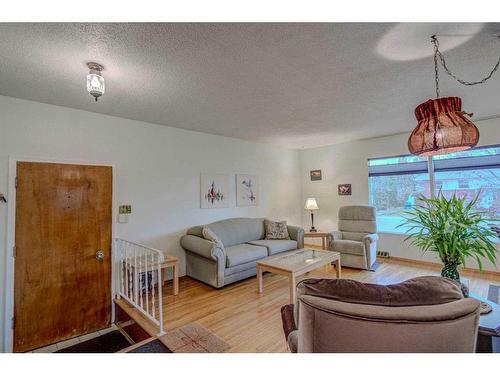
[95,250,104,261]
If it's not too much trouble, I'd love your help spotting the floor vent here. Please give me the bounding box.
[377,251,390,258]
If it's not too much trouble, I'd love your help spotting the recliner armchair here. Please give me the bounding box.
[329,205,378,270]
[281,277,480,353]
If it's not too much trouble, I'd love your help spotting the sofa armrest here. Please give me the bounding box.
[288,225,305,248]
[180,234,225,261]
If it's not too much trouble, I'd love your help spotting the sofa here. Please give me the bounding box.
[180,218,305,288]
[281,276,480,353]
[329,205,378,270]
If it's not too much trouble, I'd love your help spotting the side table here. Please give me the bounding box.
[129,255,179,296]
[159,256,180,295]
[471,293,500,353]
[304,231,331,250]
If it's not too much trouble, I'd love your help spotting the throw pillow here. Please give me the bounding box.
[265,219,290,240]
[202,227,224,248]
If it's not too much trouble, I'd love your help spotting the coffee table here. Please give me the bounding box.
[256,248,341,304]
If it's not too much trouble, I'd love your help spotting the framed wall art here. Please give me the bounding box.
[338,183,352,196]
[310,170,322,181]
[236,174,259,206]
[201,173,230,208]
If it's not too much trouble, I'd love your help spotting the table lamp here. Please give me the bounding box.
[304,198,319,232]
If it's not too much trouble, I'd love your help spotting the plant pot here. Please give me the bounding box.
[441,262,460,281]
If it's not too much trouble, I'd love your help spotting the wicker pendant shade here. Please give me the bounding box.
[408,97,479,156]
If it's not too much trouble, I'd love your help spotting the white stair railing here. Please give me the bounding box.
[114,238,164,334]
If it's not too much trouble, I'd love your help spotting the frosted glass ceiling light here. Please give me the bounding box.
[86,62,105,102]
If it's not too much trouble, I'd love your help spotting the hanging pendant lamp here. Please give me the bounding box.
[408,97,479,156]
[408,35,500,156]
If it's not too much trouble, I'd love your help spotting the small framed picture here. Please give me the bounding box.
[310,170,322,181]
[338,184,351,196]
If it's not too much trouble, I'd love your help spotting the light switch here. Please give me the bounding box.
[119,205,132,214]
[118,204,132,224]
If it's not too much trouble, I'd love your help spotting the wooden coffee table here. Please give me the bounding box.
[256,248,341,304]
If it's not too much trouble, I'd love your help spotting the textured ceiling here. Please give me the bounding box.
[0,23,499,149]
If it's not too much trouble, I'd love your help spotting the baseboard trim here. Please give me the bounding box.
[383,256,500,278]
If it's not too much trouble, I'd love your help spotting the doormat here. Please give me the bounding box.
[128,339,172,353]
[487,284,500,305]
[160,322,230,353]
[56,330,131,353]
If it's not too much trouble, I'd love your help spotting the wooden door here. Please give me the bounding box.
[14,162,112,352]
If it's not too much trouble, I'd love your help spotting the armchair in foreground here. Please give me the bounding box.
[281,276,480,353]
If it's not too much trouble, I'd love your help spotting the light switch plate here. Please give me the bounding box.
[119,205,132,214]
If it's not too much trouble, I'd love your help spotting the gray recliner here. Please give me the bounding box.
[329,205,378,270]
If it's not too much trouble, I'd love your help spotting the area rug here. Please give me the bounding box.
[487,284,500,305]
[160,322,230,353]
[56,330,131,353]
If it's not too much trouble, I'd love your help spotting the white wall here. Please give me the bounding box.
[0,95,302,351]
[299,118,500,271]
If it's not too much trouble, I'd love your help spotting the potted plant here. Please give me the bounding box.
[399,192,498,281]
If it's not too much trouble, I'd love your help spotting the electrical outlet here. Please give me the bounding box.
[377,251,390,258]
[119,205,132,214]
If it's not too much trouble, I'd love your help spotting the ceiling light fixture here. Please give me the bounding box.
[86,62,105,102]
[408,35,500,156]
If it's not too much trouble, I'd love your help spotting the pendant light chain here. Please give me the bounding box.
[431,35,500,95]
[433,36,440,98]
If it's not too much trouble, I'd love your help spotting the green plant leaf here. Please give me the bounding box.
[400,191,498,274]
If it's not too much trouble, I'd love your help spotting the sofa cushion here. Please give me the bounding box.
[248,240,297,255]
[331,239,365,256]
[206,218,265,247]
[225,243,268,267]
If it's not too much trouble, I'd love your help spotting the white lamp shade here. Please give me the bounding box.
[304,198,319,210]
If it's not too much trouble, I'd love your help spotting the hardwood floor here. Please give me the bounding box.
[159,258,500,353]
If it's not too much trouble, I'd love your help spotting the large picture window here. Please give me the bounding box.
[368,145,500,233]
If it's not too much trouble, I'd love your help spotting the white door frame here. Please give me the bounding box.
[3,155,117,353]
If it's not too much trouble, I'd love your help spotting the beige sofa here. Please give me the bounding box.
[329,205,378,270]
[180,218,304,288]
[281,276,480,353]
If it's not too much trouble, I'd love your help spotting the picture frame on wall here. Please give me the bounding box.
[200,173,230,208]
[310,169,322,181]
[338,183,352,196]
[236,174,259,206]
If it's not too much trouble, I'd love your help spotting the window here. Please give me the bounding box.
[368,145,500,233]
[368,155,430,233]
[432,147,500,221]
